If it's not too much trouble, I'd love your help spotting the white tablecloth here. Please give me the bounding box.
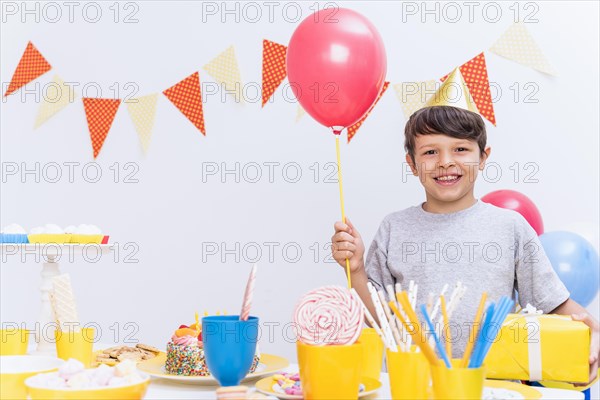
[143,363,584,400]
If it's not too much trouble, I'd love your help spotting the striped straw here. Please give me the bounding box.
[239,264,257,321]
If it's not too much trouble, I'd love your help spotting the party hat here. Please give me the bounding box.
[424,68,479,113]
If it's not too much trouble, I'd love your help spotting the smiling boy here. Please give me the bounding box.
[331,105,599,384]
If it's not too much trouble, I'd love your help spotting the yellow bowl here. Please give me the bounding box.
[0,355,64,399]
[28,234,72,244]
[25,371,150,400]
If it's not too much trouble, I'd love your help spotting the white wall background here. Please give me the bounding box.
[1,0,598,394]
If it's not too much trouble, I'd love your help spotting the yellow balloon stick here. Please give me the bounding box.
[335,135,351,289]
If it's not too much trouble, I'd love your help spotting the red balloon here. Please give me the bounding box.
[481,190,544,235]
[286,8,387,132]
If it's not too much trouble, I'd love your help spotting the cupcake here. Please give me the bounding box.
[28,224,71,244]
[165,318,208,376]
[69,224,104,244]
[0,224,29,243]
[165,316,260,377]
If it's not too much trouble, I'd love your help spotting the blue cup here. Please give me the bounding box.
[202,315,259,386]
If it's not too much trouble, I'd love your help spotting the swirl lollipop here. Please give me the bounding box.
[293,286,364,345]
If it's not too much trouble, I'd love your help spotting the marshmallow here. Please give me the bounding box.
[1,224,26,234]
[58,358,84,380]
[114,359,136,377]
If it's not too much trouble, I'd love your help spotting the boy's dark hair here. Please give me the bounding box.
[404,106,487,163]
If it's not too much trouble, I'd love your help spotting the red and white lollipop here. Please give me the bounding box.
[293,285,364,345]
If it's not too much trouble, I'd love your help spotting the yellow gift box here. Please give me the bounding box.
[485,313,589,383]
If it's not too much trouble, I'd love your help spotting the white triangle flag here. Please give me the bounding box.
[490,22,556,75]
[126,94,158,154]
[203,45,244,103]
[34,75,77,128]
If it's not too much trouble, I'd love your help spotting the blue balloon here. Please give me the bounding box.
[539,231,599,307]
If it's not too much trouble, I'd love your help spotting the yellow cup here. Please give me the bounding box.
[1,328,29,355]
[55,328,95,367]
[430,359,485,400]
[386,346,431,400]
[358,328,384,381]
[297,341,363,399]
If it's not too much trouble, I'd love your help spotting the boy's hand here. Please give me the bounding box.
[572,313,599,386]
[331,218,365,274]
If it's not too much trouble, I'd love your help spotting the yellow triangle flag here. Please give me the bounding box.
[34,75,77,128]
[490,22,556,75]
[203,45,244,103]
[126,94,158,154]
[394,79,437,119]
[295,104,306,122]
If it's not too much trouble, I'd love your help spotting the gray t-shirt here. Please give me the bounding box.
[365,199,570,357]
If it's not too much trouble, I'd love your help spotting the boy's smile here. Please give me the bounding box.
[406,134,491,213]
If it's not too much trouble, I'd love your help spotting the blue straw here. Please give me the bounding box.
[470,297,515,368]
[473,299,505,368]
[469,302,495,368]
[419,304,452,368]
[478,298,514,366]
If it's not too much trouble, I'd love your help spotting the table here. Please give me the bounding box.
[143,363,585,399]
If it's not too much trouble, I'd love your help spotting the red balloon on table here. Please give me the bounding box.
[481,190,544,235]
[286,7,387,132]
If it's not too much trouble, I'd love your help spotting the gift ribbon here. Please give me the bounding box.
[521,304,543,381]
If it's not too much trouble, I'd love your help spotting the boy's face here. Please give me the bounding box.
[406,134,491,203]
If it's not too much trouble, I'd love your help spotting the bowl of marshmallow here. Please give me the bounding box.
[25,358,150,400]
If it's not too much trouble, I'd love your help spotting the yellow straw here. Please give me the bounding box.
[461,292,488,368]
[391,293,439,365]
[335,135,351,289]
[440,295,452,359]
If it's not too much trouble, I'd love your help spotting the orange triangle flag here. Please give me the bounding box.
[83,98,121,159]
[163,72,206,135]
[347,82,390,143]
[261,40,287,107]
[4,42,52,97]
[442,53,496,126]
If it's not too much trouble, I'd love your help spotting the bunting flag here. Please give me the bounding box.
[295,104,306,122]
[126,94,158,154]
[347,81,390,143]
[4,41,52,97]
[163,72,206,135]
[490,22,556,76]
[261,40,287,107]
[442,53,496,126]
[393,79,437,120]
[203,45,244,103]
[34,75,77,128]
[82,98,121,159]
